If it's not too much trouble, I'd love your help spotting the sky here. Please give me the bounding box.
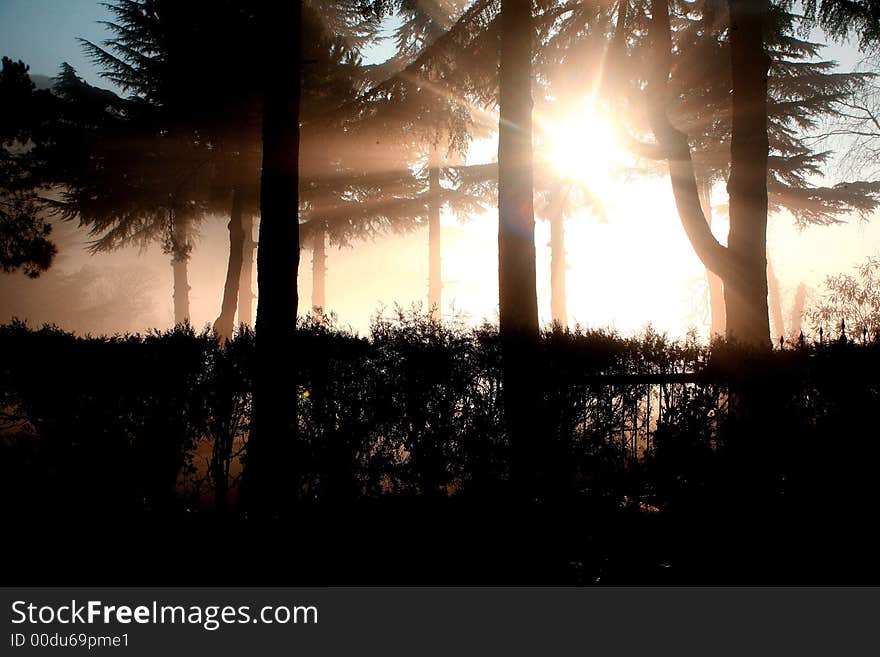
[1,1,878,341]
[0,0,115,86]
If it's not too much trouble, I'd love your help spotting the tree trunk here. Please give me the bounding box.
[647,0,770,347]
[549,200,567,328]
[170,212,190,326]
[312,221,326,317]
[790,282,806,339]
[245,1,302,513]
[428,153,442,320]
[725,0,771,346]
[498,0,541,498]
[767,258,784,344]
[697,181,726,337]
[647,0,732,281]
[238,212,255,327]
[213,186,245,342]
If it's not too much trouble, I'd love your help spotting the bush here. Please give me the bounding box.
[2,312,879,520]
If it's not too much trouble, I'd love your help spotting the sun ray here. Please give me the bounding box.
[543,108,620,189]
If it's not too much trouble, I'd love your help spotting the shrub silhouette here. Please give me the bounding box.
[3,312,880,583]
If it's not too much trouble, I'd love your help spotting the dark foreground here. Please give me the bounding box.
[2,318,879,584]
[7,497,878,585]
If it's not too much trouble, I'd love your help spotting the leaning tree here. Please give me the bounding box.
[618,0,880,345]
[657,1,880,338]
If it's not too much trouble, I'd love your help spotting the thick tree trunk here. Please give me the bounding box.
[549,202,567,327]
[170,213,190,326]
[213,186,246,342]
[238,212,255,327]
[697,181,726,337]
[725,0,771,347]
[498,0,541,498]
[428,154,442,320]
[311,221,326,316]
[245,1,302,513]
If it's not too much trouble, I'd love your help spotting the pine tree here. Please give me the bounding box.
[802,0,880,53]
[52,66,211,326]
[631,0,880,344]
[528,0,879,338]
[661,4,880,226]
[78,0,383,338]
[0,58,58,277]
[43,59,212,326]
[391,1,470,318]
[335,1,493,319]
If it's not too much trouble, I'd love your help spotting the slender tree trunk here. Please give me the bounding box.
[498,0,541,498]
[428,152,442,320]
[725,0,771,346]
[312,221,326,316]
[767,258,784,345]
[170,212,190,326]
[172,257,190,326]
[697,181,726,337]
[549,200,567,328]
[790,282,806,339]
[213,186,246,342]
[238,212,255,327]
[245,1,302,513]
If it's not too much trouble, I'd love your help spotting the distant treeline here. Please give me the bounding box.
[2,312,878,523]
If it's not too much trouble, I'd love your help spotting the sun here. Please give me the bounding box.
[543,108,621,190]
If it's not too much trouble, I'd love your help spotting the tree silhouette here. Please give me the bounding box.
[643,0,771,346]
[803,0,880,53]
[664,5,880,336]
[212,164,259,340]
[623,0,880,343]
[498,0,542,496]
[254,0,388,328]
[356,1,613,350]
[244,1,303,513]
[209,158,258,339]
[36,58,207,328]
[0,57,59,277]
[79,1,385,338]
[531,22,614,328]
[51,56,210,326]
[79,0,266,333]
[353,0,502,317]
[390,1,471,318]
[556,0,877,348]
